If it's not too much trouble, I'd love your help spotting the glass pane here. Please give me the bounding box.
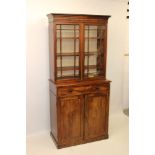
[57,39,79,54]
[85,26,97,38]
[58,56,79,67]
[56,24,80,79]
[57,30,79,38]
[57,25,79,38]
[85,55,97,66]
[62,39,74,53]
[57,70,79,79]
[85,39,97,52]
[84,25,105,78]
[60,25,79,29]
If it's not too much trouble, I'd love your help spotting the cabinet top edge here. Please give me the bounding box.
[47,13,111,19]
[49,78,111,87]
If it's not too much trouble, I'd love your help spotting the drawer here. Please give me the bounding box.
[58,86,85,96]
[58,84,109,97]
[85,85,109,93]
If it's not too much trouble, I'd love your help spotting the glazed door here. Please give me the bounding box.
[59,95,84,145]
[56,24,80,79]
[84,93,108,140]
[84,24,107,78]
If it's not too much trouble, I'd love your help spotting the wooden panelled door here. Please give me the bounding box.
[59,95,84,145]
[84,93,108,140]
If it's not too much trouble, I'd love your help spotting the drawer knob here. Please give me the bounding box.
[68,89,73,92]
[95,87,99,90]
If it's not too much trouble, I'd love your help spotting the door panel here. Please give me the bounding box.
[84,93,108,140]
[84,25,106,78]
[56,24,80,79]
[59,96,84,144]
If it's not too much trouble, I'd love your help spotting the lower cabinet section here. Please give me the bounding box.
[84,93,108,140]
[49,82,110,148]
[58,96,84,146]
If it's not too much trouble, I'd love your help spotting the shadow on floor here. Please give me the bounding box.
[123,109,129,116]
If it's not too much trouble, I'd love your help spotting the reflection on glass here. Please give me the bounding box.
[56,24,80,79]
[84,25,105,77]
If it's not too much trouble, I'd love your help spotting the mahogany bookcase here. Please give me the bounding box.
[47,13,111,148]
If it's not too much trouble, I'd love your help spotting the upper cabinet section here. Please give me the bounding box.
[47,14,110,82]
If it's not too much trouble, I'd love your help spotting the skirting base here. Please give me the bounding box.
[50,132,109,149]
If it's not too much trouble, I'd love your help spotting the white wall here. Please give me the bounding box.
[123,18,129,109]
[27,0,128,135]
[123,55,129,109]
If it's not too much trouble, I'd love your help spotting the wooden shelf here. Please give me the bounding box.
[84,72,105,78]
[85,37,103,39]
[57,51,98,57]
[57,72,103,79]
[85,51,98,55]
[57,75,79,79]
[85,28,105,30]
[56,29,79,30]
[57,66,79,71]
[85,27,105,30]
[85,29,98,30]
[84,72,98,75]
[57,53,79,56]
[84,73,98,77]
[57,37,79,39]
[57,65,97,71]
[85,65,97,69]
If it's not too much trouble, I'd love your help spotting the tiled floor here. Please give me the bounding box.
[27,111,128,155]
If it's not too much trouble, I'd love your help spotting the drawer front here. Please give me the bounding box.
[85,85,109,93]
[58,84,109,97]
[58,86,85,96]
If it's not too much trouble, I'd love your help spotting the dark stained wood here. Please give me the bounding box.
[47,13,111,149]
[57,52,79,56]
[103,22,108,77]
[57,52,98,57]
[57,65,97,71]
[47,13,111,23]
[59,25,63,77]
[48,21,55,80]
[84,93,108,140]
[47,13,111,17]
[49,80,110,149]
[87,26,90,75]
[48,14,110,81]
[55,78,110,87]
[80,23,84,80]
[57,84,109,97]
[53,23,57,81]
[57,37,79,39]
[58,96,84,145]
[49,90,57,141]
[74,25,76,76]
[56,28,79,30]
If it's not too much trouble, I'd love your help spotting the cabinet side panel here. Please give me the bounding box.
[103,20,108,78]
[49,22,55,81]
[105,88,110,135]
[49,90,57,141]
